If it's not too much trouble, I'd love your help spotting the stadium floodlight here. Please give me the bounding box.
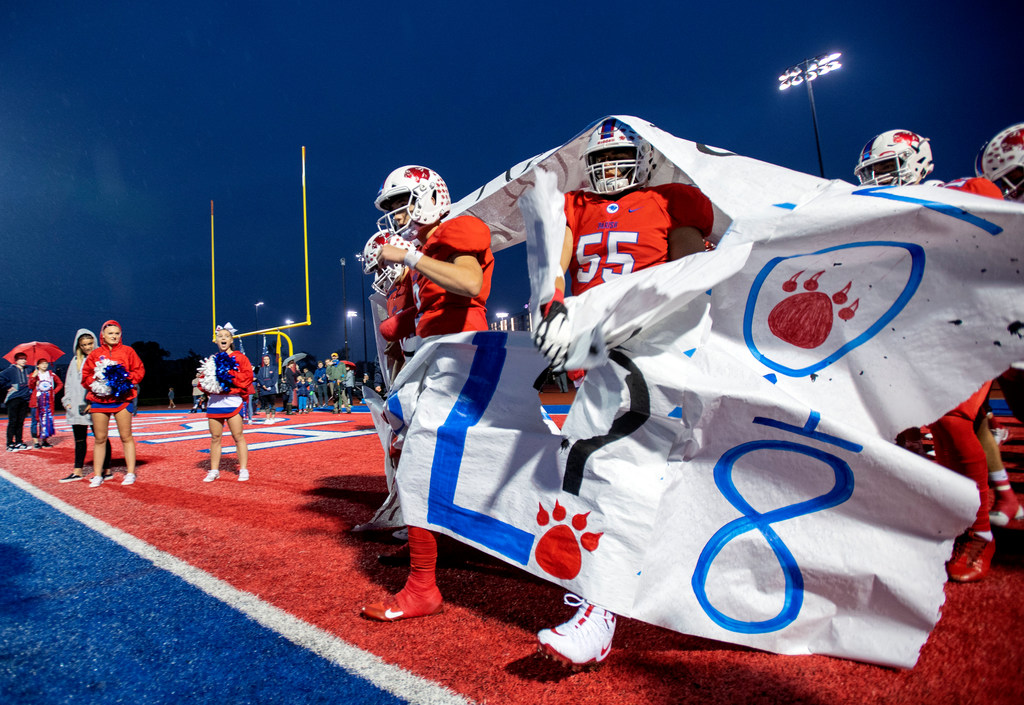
[778,51,842,177]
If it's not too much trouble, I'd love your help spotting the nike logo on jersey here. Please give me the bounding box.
[628,207,643,213]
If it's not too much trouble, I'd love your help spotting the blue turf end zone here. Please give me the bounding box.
[0,479,406,705]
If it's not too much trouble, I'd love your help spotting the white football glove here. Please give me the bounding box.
[532,299,572,371]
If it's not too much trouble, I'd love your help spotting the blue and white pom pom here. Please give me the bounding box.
[90,358,133,399]
[197,352,238,394]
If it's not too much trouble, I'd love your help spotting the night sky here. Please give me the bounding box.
[1,1,1020,365]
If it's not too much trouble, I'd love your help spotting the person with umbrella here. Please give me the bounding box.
[3,341,64,451]
[28,357,63,448]
[81,320,145,487]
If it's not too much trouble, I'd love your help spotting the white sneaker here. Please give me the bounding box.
[121,473,136,486]
[88,475,104,488]
[238,468,249,482]
[537,593,616,668]
[203,469,220,483]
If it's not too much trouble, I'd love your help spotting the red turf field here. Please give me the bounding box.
[2,406,1022,705]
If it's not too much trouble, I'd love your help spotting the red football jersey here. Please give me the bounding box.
[564,183,714,295]
[943,176,1004,200]
[412,215,494,338]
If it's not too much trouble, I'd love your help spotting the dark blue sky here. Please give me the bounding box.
[1,1,1020,362]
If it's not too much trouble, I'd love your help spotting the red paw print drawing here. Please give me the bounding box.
[534,500,603,580]
[767,270,859,349]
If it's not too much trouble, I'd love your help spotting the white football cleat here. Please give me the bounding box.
[537,593,616,669]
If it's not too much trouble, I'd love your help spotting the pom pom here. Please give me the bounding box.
[90,358,133,399]
[197,351,239,394]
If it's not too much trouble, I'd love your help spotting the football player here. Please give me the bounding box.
[854,129,1014,581]
[360,165,494,622]
[532,119,714,667]
[975,123,1024,202]
[853,129,935,186]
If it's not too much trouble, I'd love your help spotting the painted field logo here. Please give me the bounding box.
[534,500,602,580]
[743,241,924,377]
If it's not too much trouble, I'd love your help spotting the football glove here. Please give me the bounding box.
[533,293,571,371]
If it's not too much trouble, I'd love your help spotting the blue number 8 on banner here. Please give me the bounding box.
[691,440,854,634]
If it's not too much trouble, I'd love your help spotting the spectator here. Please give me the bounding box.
[60,328,111,482]
[297,375,310,413]
[2,353,32,451]
[326,353,345,413]
[28,358,63,448]
[168,386,176,409]
[256,354,279,424]
[314,361,328,409]
[191,375,205,413]
[343,362,356,412]
[283,360,299,414]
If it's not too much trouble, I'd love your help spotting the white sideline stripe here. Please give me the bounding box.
[0,468,474,705]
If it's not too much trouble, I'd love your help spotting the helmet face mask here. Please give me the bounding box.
[854,130,934,186]
[374,166,451,239]
[362,230,415,295]
[975,123,1024,202]
[584,119,653,194]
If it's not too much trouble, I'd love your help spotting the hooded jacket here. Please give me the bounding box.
[62,328,96,425]
[82,320,146,403]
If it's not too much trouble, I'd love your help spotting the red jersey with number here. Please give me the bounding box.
[563,183,714,295]
[413,215,494,338]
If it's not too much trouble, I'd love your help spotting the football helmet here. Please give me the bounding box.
[854,130,934,186]
[374,165,451,239]
[584,119,653,194]
[975,123,1024,202]
[362,231,416,295]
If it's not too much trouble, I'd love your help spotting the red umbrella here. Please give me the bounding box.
[4,341,65,365]
[341,360,356,368]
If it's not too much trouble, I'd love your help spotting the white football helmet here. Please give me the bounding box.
[362,231,415,295]
[975,123,1024,202]
[584,119,653,194]
[374,165,451,240]
[854,130,934,186]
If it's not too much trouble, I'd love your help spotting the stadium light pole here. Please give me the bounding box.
[779,52,842,178]
[254,301,265,353]
[355,252,369,368]
[340,258,350,360]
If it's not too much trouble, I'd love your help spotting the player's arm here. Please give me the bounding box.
[379,244,483,297]
[532,225,575,370]
[667,226,706,261]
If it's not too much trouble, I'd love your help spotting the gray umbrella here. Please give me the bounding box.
[282,352,308,366]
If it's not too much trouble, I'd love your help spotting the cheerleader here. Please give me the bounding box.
[81,320,145,487]
[199,325,254,482]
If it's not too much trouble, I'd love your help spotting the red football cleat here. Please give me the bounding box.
[360,586,443,622]
[947,532,996,582]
